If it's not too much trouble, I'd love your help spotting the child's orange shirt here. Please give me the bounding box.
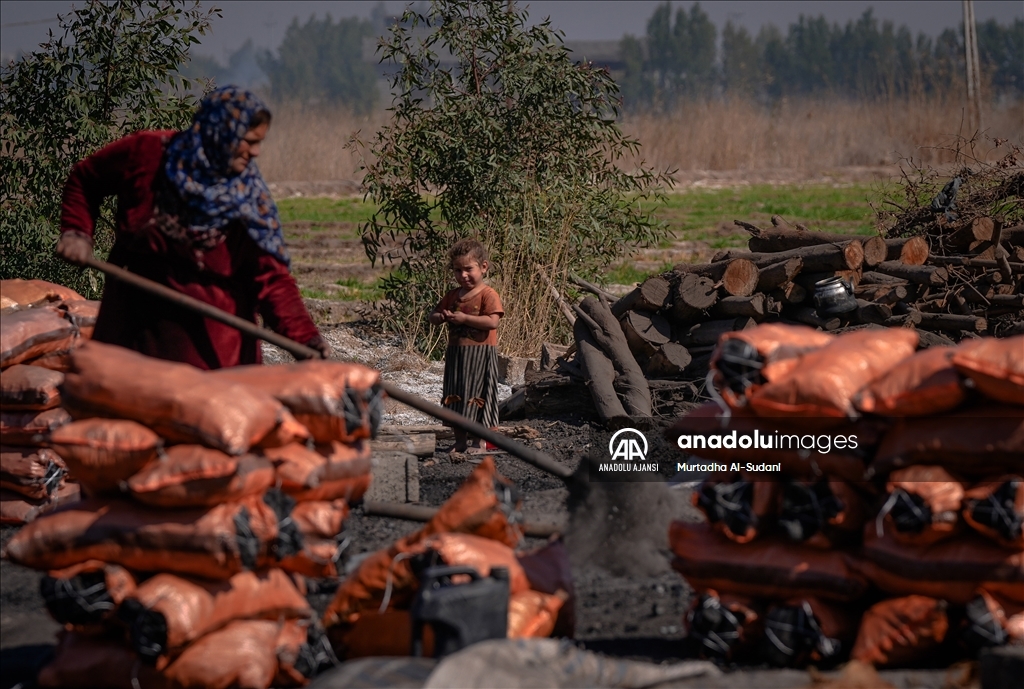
[435,285,504,347]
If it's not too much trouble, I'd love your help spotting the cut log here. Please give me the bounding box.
[671,259,759,297]
[947,217,994,250]
[854,284,909,305]
[883,236,929,265]
[610,276,671,316]
[372,434,436,457]
[711,294,767,321]
[785,307,841,331]
[669,273,719,322]
[755,257,804,292]
[575,297,652,418]
[573,317,628,424]
[540,342,569,372]
[380,424,454,440]
[770,282,807,305]
[570,275,617,303]
[929,256,1024,273]
[1002,224,1024,247]
[620,309,671,361]
[740,220,886,266]
[644,343,692,379]
[677,317,756,347]
[860,271,907,285]
[908,311,988,333]
[873,262,949,286]
[711,241,864,273]
[853,299,893,325]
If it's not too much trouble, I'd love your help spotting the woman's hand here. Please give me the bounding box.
[306,335,332,359]
[55,232,94,266]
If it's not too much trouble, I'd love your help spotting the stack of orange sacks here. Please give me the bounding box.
[665,324,1023,668]
[1,279,100,524]
[321,457,575,659]
[2,339,382,688]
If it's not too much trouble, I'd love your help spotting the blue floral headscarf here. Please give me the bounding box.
[163,86,289,264]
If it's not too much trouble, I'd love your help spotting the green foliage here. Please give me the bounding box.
[360,0,672,356]
[258,15,378,113]
[0,0,217,297]
[620,8,1024,108]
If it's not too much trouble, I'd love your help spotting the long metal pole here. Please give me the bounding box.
[85,256,574,480]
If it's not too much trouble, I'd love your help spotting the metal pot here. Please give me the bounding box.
[812,276,858,315]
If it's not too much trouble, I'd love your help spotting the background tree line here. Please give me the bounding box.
[620,2,1023,109]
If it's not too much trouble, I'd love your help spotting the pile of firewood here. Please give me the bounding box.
[503,215,1023,426]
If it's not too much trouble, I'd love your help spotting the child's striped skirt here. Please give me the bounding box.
[441,345,500,428]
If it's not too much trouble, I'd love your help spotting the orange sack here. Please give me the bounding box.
[962,475,1024,550]
[669,520,868,602]
[711,323,835,409]
[507,590,567,639]
[323,457,522,631]
[62,341,285,455]
[0,364,63,410]
[123,568,311,662]
[748,328,918,419]
[291,499,350,539]
[0,446,66,499]
[212,360,383,443]
[41,560,137,627]
[278,536,348,579]
[0,407,71,446]
[127,446,275,508]
[516,537,575,638]
[3,495,279,579]
[0,482,80,525]
[854,346,965,417]
[0,278,82,306]
[952,335,1024,406]
[851,596,948,667]
[870,404,1024,478]
[855,528,1024,605]
[685,590,763,662]
[49,419,161,494]
[878,465,965,546]
[0,305,81,369]
[264,440,372,503]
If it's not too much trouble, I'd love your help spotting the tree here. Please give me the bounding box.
[258,14,378,113]
[0,0,218,297]
[360,0,672,356]
[721,21,761,95]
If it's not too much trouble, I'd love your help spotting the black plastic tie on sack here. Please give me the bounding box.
[342,385,365,437]
[779,480,842,543]
[293,623,339,679]
[263,489,303,560]
[128,602,170,664]
[887,489,932,534]
[763,601,839,668]
[234,506,260,570]
[715,340,765,395]
[40,570,113,626]
[697,480,757,537]
[42,460,65,496]
[967,478,1023,543]
[687,593,742,658]
[962,595,1007,653]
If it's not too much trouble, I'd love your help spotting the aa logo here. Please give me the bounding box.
[608,428,648,462]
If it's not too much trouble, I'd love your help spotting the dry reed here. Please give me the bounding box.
[259,96,1023,184]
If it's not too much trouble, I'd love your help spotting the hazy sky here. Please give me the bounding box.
[2,1,1021,62]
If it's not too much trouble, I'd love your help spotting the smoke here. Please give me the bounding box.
[563,454,675,577]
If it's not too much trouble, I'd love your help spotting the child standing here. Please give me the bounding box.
[429,239,504,453]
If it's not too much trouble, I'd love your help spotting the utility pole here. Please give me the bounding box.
[962,0,982,133]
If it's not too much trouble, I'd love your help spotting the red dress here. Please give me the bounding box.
[60,131,320,369]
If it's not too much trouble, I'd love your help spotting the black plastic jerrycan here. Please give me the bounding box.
[411,565,509,658]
